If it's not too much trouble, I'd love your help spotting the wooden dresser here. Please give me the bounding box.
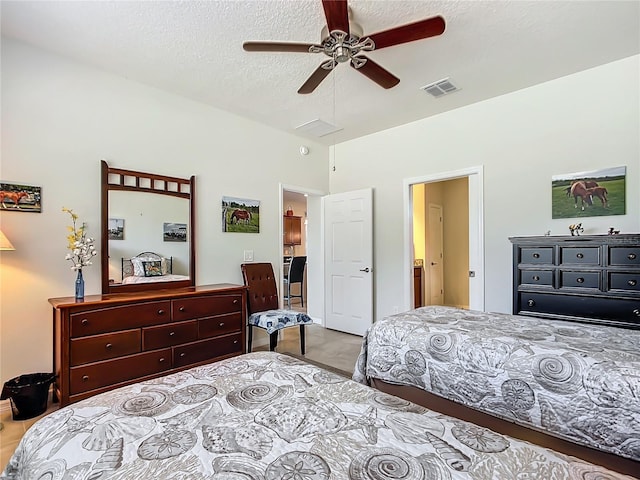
[510,234,640,329]
[49,283,246,406]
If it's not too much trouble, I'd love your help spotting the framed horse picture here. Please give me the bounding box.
[0,181,42,213]
[551,166,626,219]
[221,196,260,233]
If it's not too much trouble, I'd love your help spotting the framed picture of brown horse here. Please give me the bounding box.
[0,181,42,213]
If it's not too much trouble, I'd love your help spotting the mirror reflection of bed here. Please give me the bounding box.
[118,251,190,285]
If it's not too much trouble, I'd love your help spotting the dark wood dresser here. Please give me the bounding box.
[49,283,246,406]
[510,234,640,329]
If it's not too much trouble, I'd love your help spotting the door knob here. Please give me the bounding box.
[359,267,371,273]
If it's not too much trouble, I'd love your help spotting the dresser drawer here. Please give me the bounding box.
[609,273,640,292]
[198,312,242,339]
[172,294,242,321]
[70,329,141,366]
[559,271,600,289]
[69,348,172,395]
[143,320,198,350]
[518,292,640,323]
[610,247,640,266]
[173,333,242,368]
[519,269,554,287]
[560,247,599,265]
[71,301,171,337]
[520,247,553,265]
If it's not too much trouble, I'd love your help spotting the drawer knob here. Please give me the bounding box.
[634,309,640,317]
[180,353,186,358]
[158,309,165,315]
[576,277,584,284]
[233,340,238,344]
[629,280,637,287]
[169,331,175,336]
[532,275,540,281]
[179,306,185,312]
[532,253,540,259]
[576,253,584,259]
[233,299,239,304]
[219,322,225,327]
[527,299,535,307]
[82,375,89,382]
[81,319,88,325]
[629,253,637,260]
[105,343,113,349]
[159,357,165,363]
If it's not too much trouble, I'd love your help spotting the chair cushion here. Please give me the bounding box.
[248,309,313,334]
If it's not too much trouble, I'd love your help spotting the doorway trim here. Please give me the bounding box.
[402,166,485,312]
[280,183,326,324]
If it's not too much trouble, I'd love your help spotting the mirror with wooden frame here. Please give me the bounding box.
[101,160,196,293]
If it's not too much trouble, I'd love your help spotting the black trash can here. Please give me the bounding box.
[1,373,55,420]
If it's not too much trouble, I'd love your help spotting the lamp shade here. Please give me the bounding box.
[0,230,15,251]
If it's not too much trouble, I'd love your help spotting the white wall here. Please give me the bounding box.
[0,38,329,382]
[329,55,640,319]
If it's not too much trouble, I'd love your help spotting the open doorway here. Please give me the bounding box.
[403,166,485,312]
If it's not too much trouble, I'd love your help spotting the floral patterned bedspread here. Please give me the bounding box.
[352,306,640,462]
[2,352,634,480]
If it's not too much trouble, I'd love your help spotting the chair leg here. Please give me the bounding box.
[300,324,306,355]
[248,325,253,352]
[269,332,278,351]
[300,285,304,308]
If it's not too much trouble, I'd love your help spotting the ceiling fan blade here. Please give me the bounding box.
[351,56,399,89]
[243,41,317,53]
[367,16,445,50]
[298,64,333,94]
[322,0,350,34]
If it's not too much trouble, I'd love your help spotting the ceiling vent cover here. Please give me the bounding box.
[421,78,459,98]
[295,119,343,137]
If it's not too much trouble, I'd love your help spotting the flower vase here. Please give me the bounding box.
[75,269,85,300]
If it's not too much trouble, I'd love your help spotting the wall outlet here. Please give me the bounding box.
[243,250,254,262]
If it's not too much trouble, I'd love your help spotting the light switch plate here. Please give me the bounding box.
[243,250,254,262]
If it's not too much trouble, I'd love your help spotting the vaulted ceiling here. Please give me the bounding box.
[2,1,638,145]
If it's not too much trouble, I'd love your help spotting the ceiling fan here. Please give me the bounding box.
[243,0,445,94]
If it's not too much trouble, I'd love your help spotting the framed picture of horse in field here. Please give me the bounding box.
[0,182,42,213]
[551,166,626,219]
[222,196,260,233]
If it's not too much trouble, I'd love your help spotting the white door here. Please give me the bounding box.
[323,188,373,336]
[428,204,444,305]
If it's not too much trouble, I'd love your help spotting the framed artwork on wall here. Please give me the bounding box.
[551,166,626,219]
[163,222,187,242]
[108,218,124,240]
[222,196,260,233]
[0,182,42,213]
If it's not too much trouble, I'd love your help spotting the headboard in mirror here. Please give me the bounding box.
[101,160,196,294]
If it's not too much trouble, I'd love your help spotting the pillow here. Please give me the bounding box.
[142,260,163,277]
[131,256,168,276]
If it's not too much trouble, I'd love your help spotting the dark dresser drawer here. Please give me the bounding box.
[172,294,242,321]
[519,269,554,287]
[173,333,242,368]
[69,348,172,395]
[70,329,141,366]
[518,292,640,324]
[71,301,171,337]
[610,247,640,266]
[609,273,640,292]
[560,247,600,265]
[520,247,553,265]
[560,271,600,289]
[198,312,242,339]
[143,320,198,350]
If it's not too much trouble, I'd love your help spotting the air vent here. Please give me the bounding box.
[421,78,460,98]
[295,119,343,137]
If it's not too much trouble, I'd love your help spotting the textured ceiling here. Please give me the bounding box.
[2,1,639,145]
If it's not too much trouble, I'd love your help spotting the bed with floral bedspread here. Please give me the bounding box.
[353,306,640,464]
[2,351,634,479]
